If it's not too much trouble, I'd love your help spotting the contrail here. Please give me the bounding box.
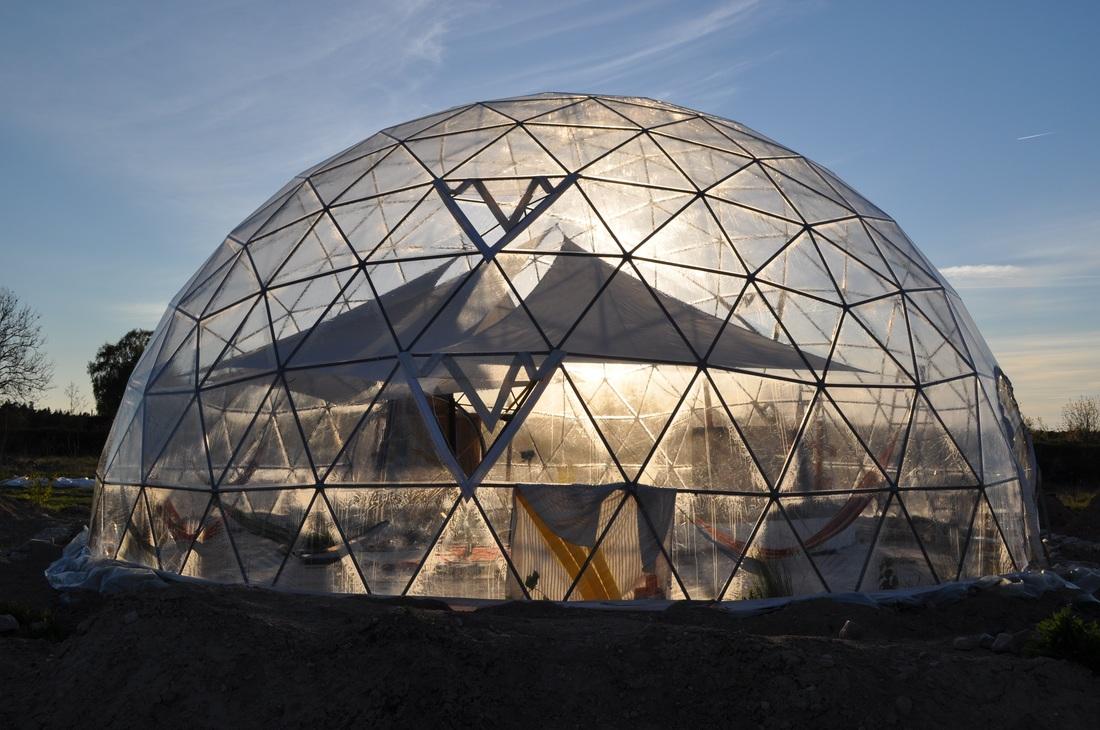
[1016,132,1054,141]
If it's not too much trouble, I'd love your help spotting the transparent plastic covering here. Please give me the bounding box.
[90,93,1038,600]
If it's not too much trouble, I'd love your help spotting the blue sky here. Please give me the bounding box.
[0,0,1097,422]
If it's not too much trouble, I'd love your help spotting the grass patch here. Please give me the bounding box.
[1,454,99,481]
[1029,607,1100,672]
[6,483,94,512]
[745,554,794,599]
[1056,490,1099,511]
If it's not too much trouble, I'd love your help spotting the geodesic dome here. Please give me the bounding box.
[90,93,1041,601]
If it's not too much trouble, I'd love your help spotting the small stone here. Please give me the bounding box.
[0,614,19,634]
[895,696,913,714]
[123,610,139,625]
[820,654,836,668]
[991,632,1014,653]
[839,619,863,640]
[953,635,981,651]
[979,633,996,649]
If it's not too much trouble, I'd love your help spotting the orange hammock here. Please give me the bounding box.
[158,498,222,542]
[693,433,899,559]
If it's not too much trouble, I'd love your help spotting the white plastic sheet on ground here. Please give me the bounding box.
[2,476,96,489]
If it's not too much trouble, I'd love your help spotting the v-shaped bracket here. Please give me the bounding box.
[399,350,565,497]
[414,352,544,432]
[434,174,577,259]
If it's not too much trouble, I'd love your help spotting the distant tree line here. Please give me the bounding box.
[0,401,110,461]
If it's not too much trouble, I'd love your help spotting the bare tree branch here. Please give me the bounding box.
[1062,395,1099,441]
[0,288,54,403]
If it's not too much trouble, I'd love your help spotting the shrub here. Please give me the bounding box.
[25,475,54,509]
[745,554,793,599]
[1030,607,1100,672]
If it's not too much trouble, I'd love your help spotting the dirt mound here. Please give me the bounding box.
[1,580,1098,729]
[2,493,1098,729]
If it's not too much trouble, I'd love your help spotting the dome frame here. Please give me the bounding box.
[89,93,1041,601]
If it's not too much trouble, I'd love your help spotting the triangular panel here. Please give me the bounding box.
[411,260,549,354]
[336,145,433,200]
[707,197,802,271]
[219,381,315,488]
[284,270,398,368]
[328,486,461,596]
[483,367,624,485]
[202,375,278,483]
[650,135,751,190]
[407,495,518,599]
[898,394,979,487]
[145,487,211,574]
[563,267,696,364]
[779,396,889,492]
[708,163,799,220]
[900,488,980,583]
[756,232,842,303]
[641,373,768,492]
[671,492,769,600]
[275,492,365,594]
[922,378,981,477]
[219,489,312,587]
[632,198,745,272]
[146,397,211,488]
[710,370,817,488]
[827,386,913,480]
[284,361,395,478]
[526,124,638,171]
[405,126,507,177]
[498,252,618,347]
[578,179,695,250]
[449,126,568,179]
[566,362,696,482]
[856,495,936,591]
[960,495,1012,578]
[724,501,827,599]
[325,370,456,485]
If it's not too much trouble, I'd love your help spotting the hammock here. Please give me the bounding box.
[691,432,899,560]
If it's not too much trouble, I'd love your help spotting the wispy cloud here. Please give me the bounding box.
[987,331,1100,421]
[491,0,769,93]
[109,301,169,326]
[1016,131,1055,141]
[940,264,1026,286]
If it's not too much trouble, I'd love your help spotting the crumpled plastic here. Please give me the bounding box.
[45,527,168,594]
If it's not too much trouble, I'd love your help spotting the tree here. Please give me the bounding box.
[0,288,53,403]
[1062,395,1099,441]
[87,329,152,419]
[64,381,88,415]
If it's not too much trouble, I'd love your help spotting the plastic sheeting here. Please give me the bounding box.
[49,528,1097,618]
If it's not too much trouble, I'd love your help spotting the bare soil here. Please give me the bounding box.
[1,492,1099,729]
